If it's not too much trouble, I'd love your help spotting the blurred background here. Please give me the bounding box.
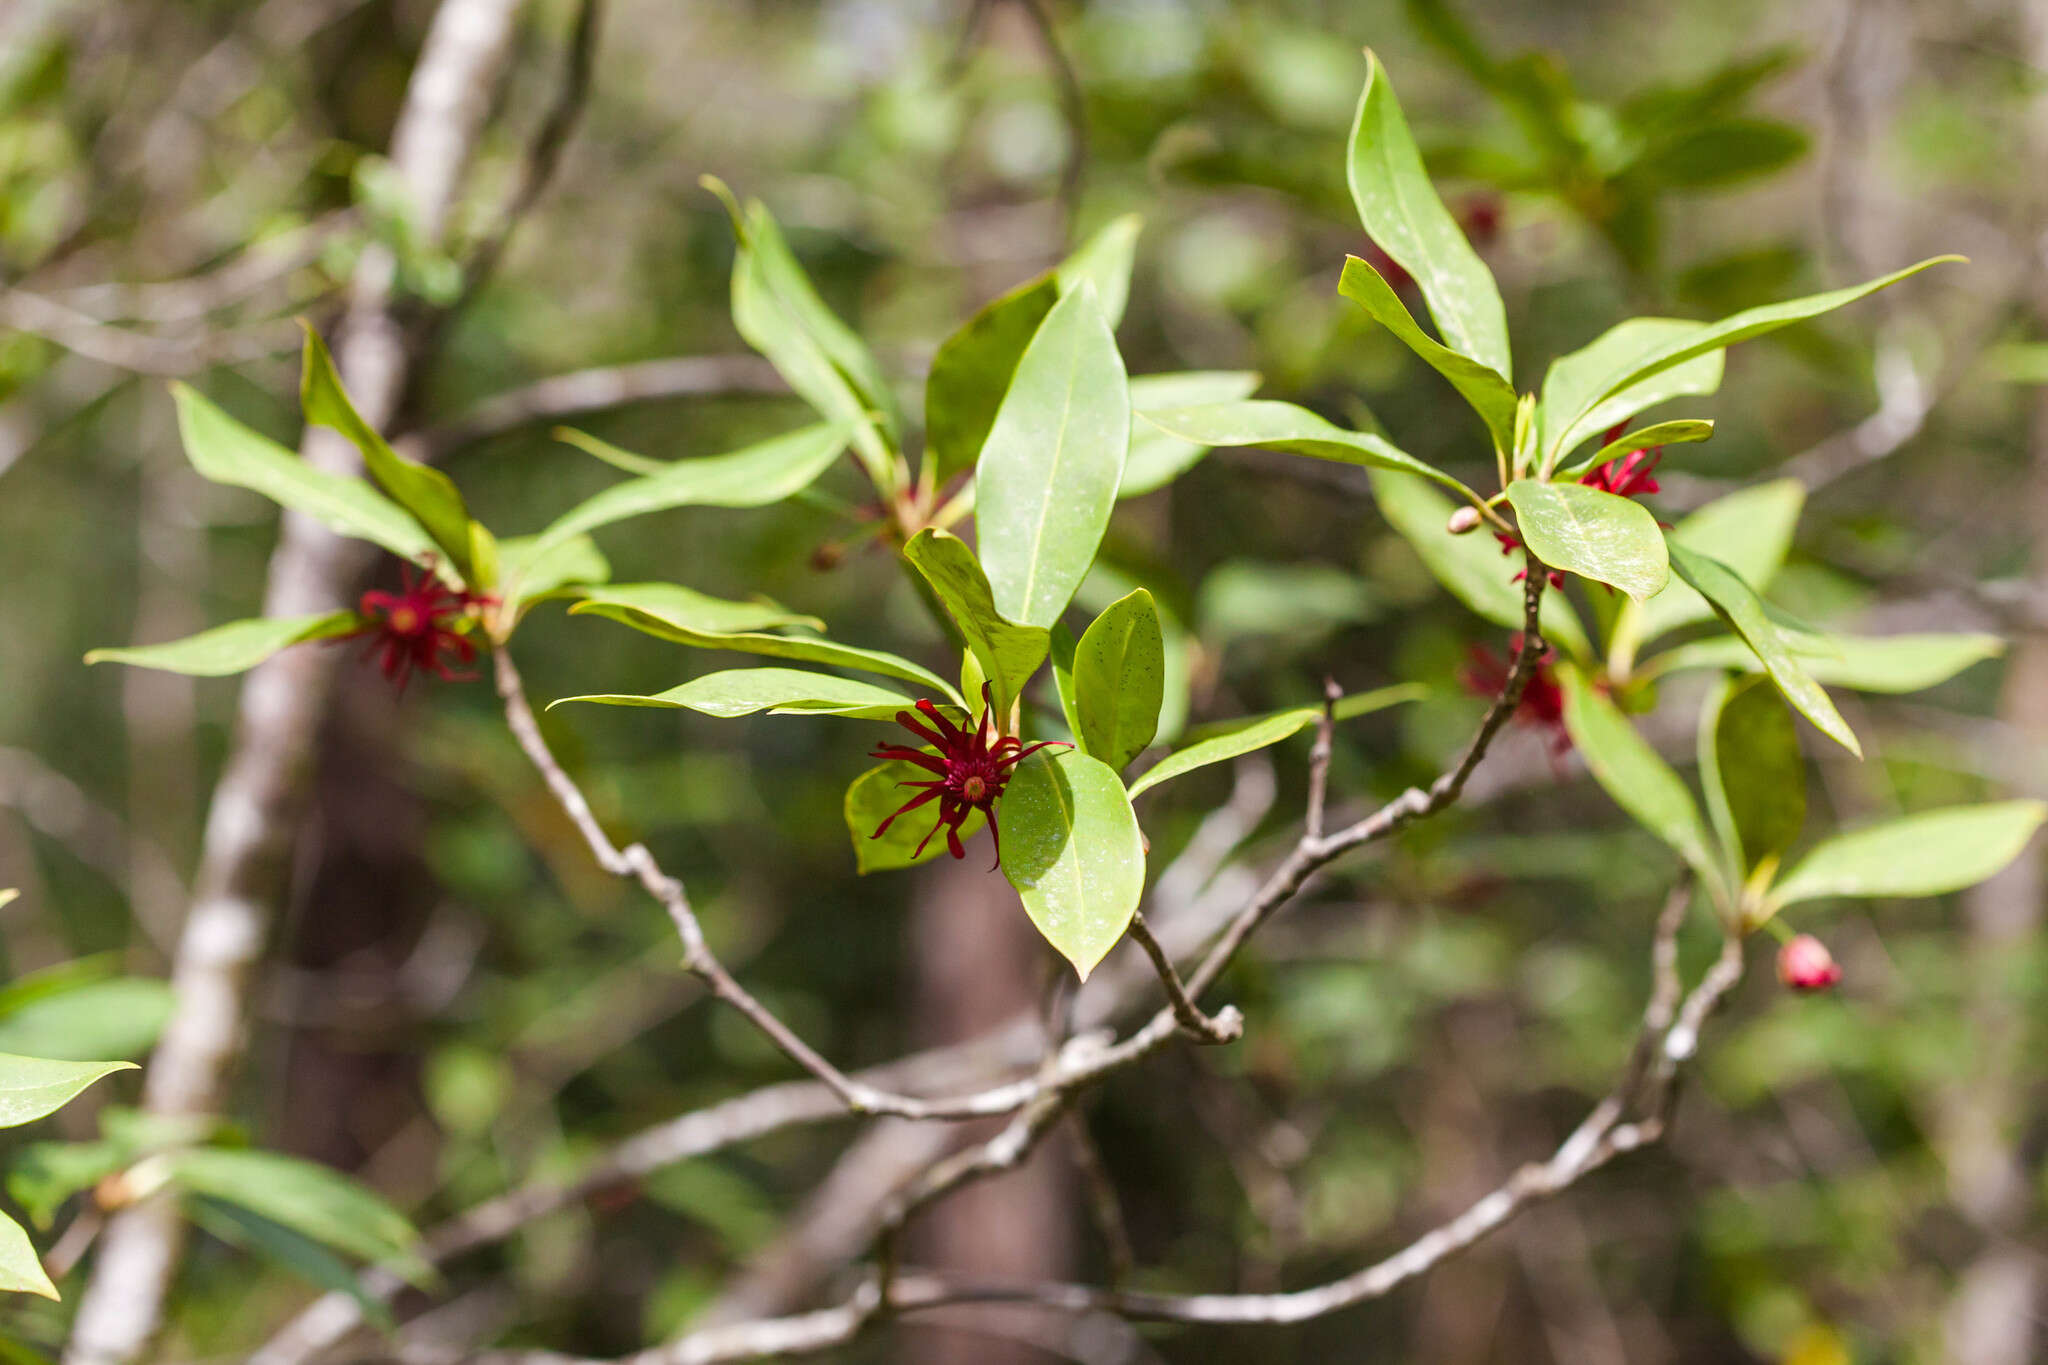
[2,1,2046,1362]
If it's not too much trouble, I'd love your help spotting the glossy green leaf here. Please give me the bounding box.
[188,1195,394,1330]
[1368,469,1589,659]
[1048,622,1085,739]
[0,1211,56,1299]
[0,980,172,1062]
[168,1147,431,1285]
[1537,317,1725,466]
[1000,749,1145,980]
[169,385,435,563]
[1072,590,1164,771]
[1653,631,2004,693]
[1505,479,1670,601]
[1139,399,1477,499]
[86,612,361,677]
[924,274,1060,483]
[1337,256,1517,450]
[299,325,476,580]
[1555,257,1962,448]
[1055,214,1142,329]
[1699,675,1805,875]
[1768,801,2047,912]
[1129,683,1424,798]
[844,761,989,874]
[0,1054,134,1128]
[975,284,1131,627]
[571,584,958,701]
[1667,543,1858,756]
[1631,479,1803,644]
[552,667,914,721]
[533,423,847,560]
[1346,50,1510,376]
[903,529,1050,717]
[1559,664,1724,900]
[497,533,611,608]
[1569,418,1715,476]
[1119,371,1263,497]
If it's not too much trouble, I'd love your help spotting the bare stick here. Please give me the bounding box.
[1124,911,1239,1044]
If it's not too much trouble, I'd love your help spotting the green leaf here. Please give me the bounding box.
[8,1139,128,1230]
[1000,749,1145,980]
[1699,675,1805,876]
[1138,399,1478,499]
[1072,590,1164,771]
[1368,469,1589,658]
[299,325,476,581]
[1536,318,1726,467]
[1119,371,1263,497]
[187,1195,394,1330]
[1554,257,1962,449]
[570,584,959,701]
[1505,480,1670,601]
[1653,631,2004,693]
[1055,214,1143,329]
[924,275,1060,484]
[0,1054,134,1128]
[1635,118,1808,189]
[497,533,610,608]
[0,980,172,1062]
[845,761,988,874]
[552,667,914,721]
[532,423,847,560]
[1128,684,1425,798]
[975,283,1131,627]
[1346,50,1510,377]
[1558,664,1724,900]
[902,529,1050,717]
[1666,543,1858,756]
[86,612,362,677]
[1568,418,1715,477]
[0,1211,56,1299]
[1336,257,1517,451]
[169,385,434,563]
[168,1147,431,1285]
[1048,622,1085,739]
[1767,801,2047,912]
[1630,479,1803,644]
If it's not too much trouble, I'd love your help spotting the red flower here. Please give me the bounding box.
[869,685,1069,866]
[1460,635,1569,754]
[1494,529,1566,589]
[354,562,483,691]
[1777,934,1843,992]
[1584,421,1663,499]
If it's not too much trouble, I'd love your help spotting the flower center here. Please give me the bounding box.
[961,775,988,802]
[387,605,424,635]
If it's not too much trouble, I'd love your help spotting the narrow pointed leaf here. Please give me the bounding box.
[497,533,610,607]
[1072,590,1164,771]
[1055,215,1142,329]
[0,1211,57,1299]
[1119,371,1263,497]
[0,1054,135,1128]
[975,284,1131,627]
[1368,469,1589,658]
[1569,418,1715,477]
[1768,801,2047,911]
[1506,480,1670,601]
[299,326,476,579]
[168,1148,431,1286]
[1128,684,1424,798]
[533,423,847,559]
[742,202,900,438]
[1667,543,1858,756]
[1346,50,1510,376]
[903,529,1050,716]
[1699,675,1805,875]
[924,275,1060,483]
[86,612,362,677]
[1632,479,1803,643]
[169,385,434,563]
[1337,256,1517,450]
[571,585,959,700]
[1000,749,1145,981]
[1652,631,2004,693]
[1537,317,1725,465]
[845,761,988,874]
[1559,664,1725,900]
[1139,399,1478,499]
[187,1195,395,1329]
[552,667,914,721]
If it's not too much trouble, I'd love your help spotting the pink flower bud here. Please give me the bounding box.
[1777,934,1842,992]
[1446,505,1482,535]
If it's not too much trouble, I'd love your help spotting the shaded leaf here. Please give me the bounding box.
[844,761,988,874]
[188,1195,394,1330]
[903,529,1050,717]
[168,1147,431,1286]
[1073,590,1164,771]
[1000,749,1145,980]
[0,980,172,1062]
[87,613,361,677]
[1129,684,1425,798]
[924,275,1059,483]
[1699,675,1805,875]
[1505,479,1670,600]
[1631,479,1803,644]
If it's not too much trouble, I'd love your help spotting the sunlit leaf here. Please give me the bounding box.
[903,529,1050,717]
[551,667,916,721]
[86,613,361,677]
[1536,317,1725,467]
[1336,256,1516,450]
[1629,479,1803,644]
[0,1054,134,1129]
[1128,684,1424,797]
[1139,398,1477,499]
[1505,479,1670,601]
[1652,631,2004,693]
[1768,801,2047,913]
[1119,371,1263,497]
[1000,749,1145,980]
[0,1212,56,1299]
[1072,589,1164,771]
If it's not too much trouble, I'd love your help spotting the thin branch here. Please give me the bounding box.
[1302,677,1340,841]
[1123,911,1239,1044]
[1064,1114,1134,1286]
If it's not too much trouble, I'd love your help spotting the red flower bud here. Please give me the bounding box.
[1777,934,1843,992]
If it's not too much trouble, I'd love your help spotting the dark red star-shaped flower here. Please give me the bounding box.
[353,561,485,691]
[1460,634,1569,755]
[870,685,1069,866]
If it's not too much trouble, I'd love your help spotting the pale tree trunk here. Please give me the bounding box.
[62,3,522,1360]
